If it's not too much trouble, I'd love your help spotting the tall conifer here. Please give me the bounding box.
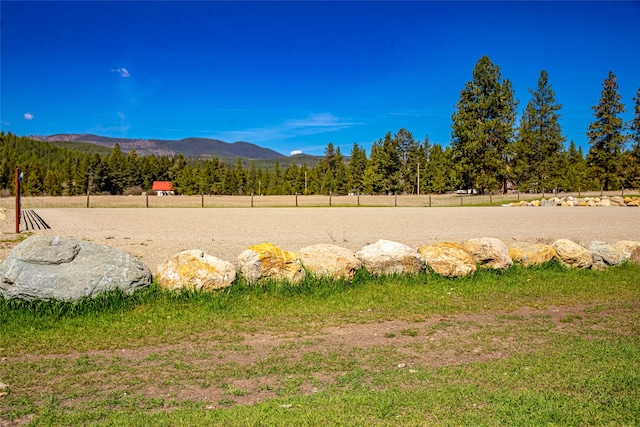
[586,71,626,190]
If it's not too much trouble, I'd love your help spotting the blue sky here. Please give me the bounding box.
[1,1,639,156]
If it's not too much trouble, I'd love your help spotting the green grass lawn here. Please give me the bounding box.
[1,262,639,426]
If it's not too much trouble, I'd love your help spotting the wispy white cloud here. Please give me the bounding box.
[23,112,34,120]
[111,67,130,77]
[208,113,360,143]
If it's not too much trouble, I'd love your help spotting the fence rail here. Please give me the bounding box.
[0,189,637,210]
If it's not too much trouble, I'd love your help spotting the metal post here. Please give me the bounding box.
[201,194,204,208]
[578,187,581,197]
[15,166,20,233]
[251,193,254,207]
[622,187,624,197]
[357,194,360,206]
[329,191,332,207]
[460,195,463,206]
[295,192,298,207]
[146,192,149,208]
[490,192,492,204]
[601,187,603,197]
[429,194,431,207]
[394,194,397,207]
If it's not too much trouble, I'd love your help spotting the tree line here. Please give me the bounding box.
[1,56,639,197]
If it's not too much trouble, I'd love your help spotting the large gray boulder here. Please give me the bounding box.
[0,235,152,302]
[589,241,625,268]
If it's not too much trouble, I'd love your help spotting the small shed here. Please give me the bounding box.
[152,181,174,196]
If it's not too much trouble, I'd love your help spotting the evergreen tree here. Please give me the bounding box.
[625,87,640,189]
[562,141,587,191]
[107,143,127,194]
[246,162,260,195]
[369,132,400,194]
[586,71,627,190]
[348,143,368,194]
[451,56,518,193]
[513,70,566,192]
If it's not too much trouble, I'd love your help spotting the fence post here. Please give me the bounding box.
[622,187,624,197]
[295,192,298,207]
[251,193,254,207]
[357,194,360,206]
[490,192,492,204]
[329,192,332,207]
[578,187,581,197]
[517,190,520,201]
[14,166,20,233]
[429,194,431,207]
[460,195,463,206]
[394,194,397,207]
[201,194,204,208]
[601,187,603,197]
[146,192,149,208]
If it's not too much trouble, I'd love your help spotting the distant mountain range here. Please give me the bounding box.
[30,134,287,160]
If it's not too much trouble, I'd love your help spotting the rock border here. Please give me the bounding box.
[2,236,639,299]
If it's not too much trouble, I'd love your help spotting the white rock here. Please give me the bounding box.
[355,240,425,275]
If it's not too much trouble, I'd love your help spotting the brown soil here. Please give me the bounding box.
[2,303,634,418]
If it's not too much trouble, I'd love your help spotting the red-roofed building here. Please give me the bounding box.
[152,181,174,196]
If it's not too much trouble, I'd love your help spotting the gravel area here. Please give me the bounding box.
[2,207,639,272]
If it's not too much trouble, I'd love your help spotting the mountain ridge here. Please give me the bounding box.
[30,133,287,159]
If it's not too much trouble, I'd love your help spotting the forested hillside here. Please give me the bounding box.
[2,57,639,197]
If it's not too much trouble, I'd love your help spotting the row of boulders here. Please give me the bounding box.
[1,235,639,302]
[506,195,640,207]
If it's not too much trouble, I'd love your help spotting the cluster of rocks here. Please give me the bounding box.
[2,234,638,302]
[506,195,640,207]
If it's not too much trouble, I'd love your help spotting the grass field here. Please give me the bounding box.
[1,262,639,426]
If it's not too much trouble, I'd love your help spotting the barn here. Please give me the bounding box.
[152,181,174,196]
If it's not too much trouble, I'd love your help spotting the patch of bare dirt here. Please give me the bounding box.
[4,303,631,417]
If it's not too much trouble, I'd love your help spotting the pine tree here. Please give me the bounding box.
[348,143,368,194]
[586,71,627,190]
[451,56,518,193]
[625,87,640,189]
[513,70,566,192]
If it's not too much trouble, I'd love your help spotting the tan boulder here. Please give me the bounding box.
[614,240,640,259]
[463,237,513,269]
[630,246,640,266]
[530,200,541,207]
[237,243,305,284]
[355,239,425,275]
[156,250,236,291]
[552,239,593,269]
[299,244,361,280]
[611,196,624,206]
[418,242,476,277]
[508,244,557,267]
